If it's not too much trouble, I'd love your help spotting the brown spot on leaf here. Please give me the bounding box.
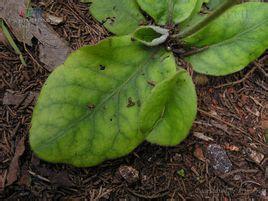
[88,103,95,110]
[147,80,156,87]
[127,97,135,108]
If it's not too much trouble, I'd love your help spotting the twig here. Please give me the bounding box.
[29,170,50,183]
[221,169,258,179]
[127,188,169,199]
[198,108,247,135]
[215,65,258,88]
[198,108,267,146]
[254,61,268,77]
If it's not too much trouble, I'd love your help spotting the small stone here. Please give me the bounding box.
[118,165,139,184]
[207,144,232,174]
[246,144,264,164]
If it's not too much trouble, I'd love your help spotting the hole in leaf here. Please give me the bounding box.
[99,65,106,71]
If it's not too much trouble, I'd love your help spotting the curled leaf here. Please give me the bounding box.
[132,26,169,46]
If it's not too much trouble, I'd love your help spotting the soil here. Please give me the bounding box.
[0,1,267,200]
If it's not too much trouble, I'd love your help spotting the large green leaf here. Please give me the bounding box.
[141,70,197,146]
[184,2,268,75]
[30,36,178,167]
[83,0,145,35]
[137,0,198,25]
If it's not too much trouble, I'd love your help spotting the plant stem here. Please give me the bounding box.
[168,0,174,25]
[172,0,241,39]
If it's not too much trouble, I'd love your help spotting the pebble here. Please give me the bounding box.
[118,165,139,184]
[207,144,232,174]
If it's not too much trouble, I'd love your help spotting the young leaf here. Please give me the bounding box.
[141,70,197,146]
[132,26,169,46]
[184,2,268,75]
[137,0,198,25]
[30,36,177,167]
[84,0,145,35]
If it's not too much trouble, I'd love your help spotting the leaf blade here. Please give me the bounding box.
[30,36,177,167]
[142,70,197,146]
[137,0,198,25]
[87,0,145,35]
[184,2,268,75]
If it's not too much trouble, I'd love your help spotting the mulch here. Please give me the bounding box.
[0,0,267,200]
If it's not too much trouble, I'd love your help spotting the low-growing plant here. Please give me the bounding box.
[30,0,268,167]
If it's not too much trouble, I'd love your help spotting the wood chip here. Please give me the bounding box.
[193,145,206,162]
[6,137,26,186]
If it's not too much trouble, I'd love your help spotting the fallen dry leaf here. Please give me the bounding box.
[32,9,71,71]
[6,137,26,186]
[3,92,26,106]
[17,164,30,187]
[0,0,33,45]
[0,0,71,71]
[3,91,38,107]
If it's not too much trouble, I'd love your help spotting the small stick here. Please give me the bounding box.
[215,65,258,88]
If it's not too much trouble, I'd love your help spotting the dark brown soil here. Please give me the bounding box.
[1,1,267,200]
